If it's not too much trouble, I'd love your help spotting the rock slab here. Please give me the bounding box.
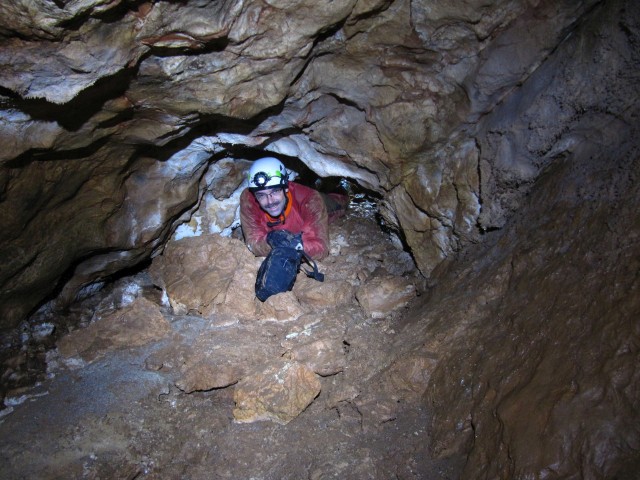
[233,360,321,425]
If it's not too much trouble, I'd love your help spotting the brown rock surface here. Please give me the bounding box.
[56,297,171,363]
[356,274,416,318]
[149,234,261,318]
[294,278,355,309]
[392,135,640,477]
[233,359,322,425]
[0,212,447,478]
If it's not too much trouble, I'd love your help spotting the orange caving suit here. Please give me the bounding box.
[240,182,346,261]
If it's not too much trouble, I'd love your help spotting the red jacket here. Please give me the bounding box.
[240,182,332,260]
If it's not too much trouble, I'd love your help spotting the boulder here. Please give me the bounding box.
[285,338,347,377]
[57,297,171,363]
[149,235,261,319]
[294,278,355,309]
[233,360,321,425]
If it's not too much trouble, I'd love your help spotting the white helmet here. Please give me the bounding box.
[247,157,289,192]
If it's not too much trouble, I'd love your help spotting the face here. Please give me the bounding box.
[254,187,287,217]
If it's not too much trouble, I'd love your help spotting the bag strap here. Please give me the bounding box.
[301,252,324,282]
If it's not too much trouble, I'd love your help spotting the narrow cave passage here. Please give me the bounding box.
[0,150,398,405]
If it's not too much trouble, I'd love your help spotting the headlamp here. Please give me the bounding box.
[253,172,271,187]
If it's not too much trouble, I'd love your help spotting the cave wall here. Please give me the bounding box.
[401,119,640,478]
[401,2,640,476]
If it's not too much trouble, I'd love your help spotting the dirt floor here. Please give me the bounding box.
[0,210,465,480]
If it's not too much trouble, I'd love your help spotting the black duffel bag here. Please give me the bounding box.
[255,230,324,302]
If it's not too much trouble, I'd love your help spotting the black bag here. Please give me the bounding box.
[255,230,324,302]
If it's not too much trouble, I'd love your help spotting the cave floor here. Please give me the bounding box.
[0,213,464,480]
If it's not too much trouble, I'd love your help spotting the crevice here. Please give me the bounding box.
[143,36,230,58]
[1,66,138,132]
[4,136,112,169]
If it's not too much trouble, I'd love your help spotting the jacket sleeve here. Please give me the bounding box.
[239,189,272,257]
[299,190,329,260]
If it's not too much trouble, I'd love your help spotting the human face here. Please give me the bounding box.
[254,187,287,217]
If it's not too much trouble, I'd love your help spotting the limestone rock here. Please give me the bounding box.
[217,264,264,320]
[354,395,399,430]
[0,0,639,477]
[2,0,633,333]
[0,19,147,104]
[355,275,416,318]
[294,278,355,309]
[385,355,438,400]
[284,338,347,377]
[172,158,250,240]
[395,113,640,478]
[149,235,260,319]
[171,316,284,394]
[175,361,243,393]
[56,297,171,363]
[281,311,349,376]
[233,360,321,425]
[257,292,307,322]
